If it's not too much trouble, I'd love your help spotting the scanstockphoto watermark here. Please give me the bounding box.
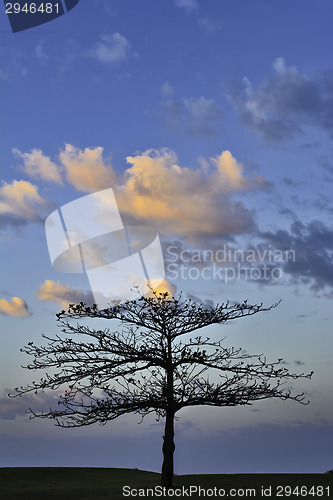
[123,485,257,497]
[166,245,296,283]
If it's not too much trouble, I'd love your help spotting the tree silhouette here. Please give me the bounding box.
[12,291,313,487]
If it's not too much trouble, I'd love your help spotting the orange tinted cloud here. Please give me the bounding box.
[36,280,93,308]
[0,180,48,221]
[0,297,30,317]
[115,148,265,241]
[60,144,117,193]
[212,150,250,189]
[10,146,268,241]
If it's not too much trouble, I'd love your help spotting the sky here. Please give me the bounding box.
[0,0,332,474]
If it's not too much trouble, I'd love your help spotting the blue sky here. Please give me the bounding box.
[0,0,332,474]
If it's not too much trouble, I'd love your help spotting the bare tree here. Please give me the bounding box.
[11,292,313,487]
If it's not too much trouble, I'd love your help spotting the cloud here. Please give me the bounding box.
[160,81,175,99]
[0,49,28,81]
[163,94,223,136]
[175,0,199,12]
[87,32,131,66]
[8,146,269,243]
[185,97,223,134]
[0,180,49,227]
[198,17,222,34]
[211,150,253,190]
[59,144,117,193]
[115,148,267,241]
[13,148,62,184]
[260,220,333,293]
[162,238,293,289]
[314,154,333,176]
[0,67,9,81]
[35,42,48,60]
[282,177,298,187]
[11,144,116,194]
[0,390,62,420]
[36,280,94,309]
[0,297,31,318]
[225,57,333,142]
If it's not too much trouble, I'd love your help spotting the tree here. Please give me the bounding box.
[12,292,313,487]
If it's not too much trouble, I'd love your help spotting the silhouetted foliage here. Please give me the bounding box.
[11,291,313,487]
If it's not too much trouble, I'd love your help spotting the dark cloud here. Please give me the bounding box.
[312,194,333,214]
[163,218,333,294]
[224,57,333,143]
[162,88,223,137]
[163,238,289,291]
[278,207,297,219]
[314,154,333,176]
[260,220,333,293]
[0,213,32,229]
[282,177,298,187]
[0,211,46,230]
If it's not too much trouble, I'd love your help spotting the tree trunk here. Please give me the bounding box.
[161,408,175,487]
[161,333,175,487]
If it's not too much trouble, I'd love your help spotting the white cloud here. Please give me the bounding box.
[175,0,199,12]
[161,81,175,98]
[13,148,62,184]
[272,56,297,75]
[198,17,222,33]
[35,42,48,60]
[88,33,131,66]
[0,68,9,81]
[0,297,30,318]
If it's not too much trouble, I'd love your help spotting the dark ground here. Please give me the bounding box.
[0,468,332,499]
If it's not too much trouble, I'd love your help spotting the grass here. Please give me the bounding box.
[0,468,332,499]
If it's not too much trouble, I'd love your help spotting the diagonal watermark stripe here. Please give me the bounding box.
[45,188,165,307]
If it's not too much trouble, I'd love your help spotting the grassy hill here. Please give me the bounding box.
[0,468,332,499]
